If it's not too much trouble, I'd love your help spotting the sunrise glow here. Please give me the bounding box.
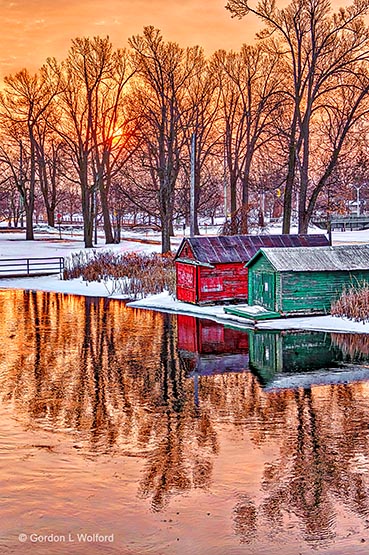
[0,0,260,79]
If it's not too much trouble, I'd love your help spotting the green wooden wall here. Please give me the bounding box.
[248,253,369,315]
[280,270,369,314]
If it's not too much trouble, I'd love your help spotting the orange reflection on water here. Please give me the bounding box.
[0,291,369,553]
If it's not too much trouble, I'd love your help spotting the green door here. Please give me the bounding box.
[253,272,275,310]
[263,273,275,310]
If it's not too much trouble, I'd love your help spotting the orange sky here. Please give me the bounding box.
[0,0,261,79]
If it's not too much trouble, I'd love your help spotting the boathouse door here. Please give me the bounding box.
[254,272,275,311]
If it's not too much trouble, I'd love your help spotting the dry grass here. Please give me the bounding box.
[63,250,176,299]
[331,282,369,322]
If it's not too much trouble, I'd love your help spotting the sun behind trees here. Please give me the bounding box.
[1,0,369,250]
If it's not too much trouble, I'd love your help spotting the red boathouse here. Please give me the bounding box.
[175,234,330,304]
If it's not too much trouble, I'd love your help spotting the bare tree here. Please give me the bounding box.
[213,44,282,233]
[0,65,61,239]
[226,0,369,233]
[90,48,137,244]
[180,52,221,234]
[52,36,128,247]
[129,27,203,253]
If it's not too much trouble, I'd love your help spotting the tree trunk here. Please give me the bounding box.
[169,219,175,237]
[99,181,114,244]
[47,206,55,227]
[25,138,36,240]
[81,188,94,248]
[161,217,171,253]
[283,111,298,235]
[298,211,309,234]
[298,124,310,234]
[193,170,200,235]
[230,174,238,235]
[159,182,172,253]
[240,166,250,234]
[25,207,34,240]
[114,214,121,243]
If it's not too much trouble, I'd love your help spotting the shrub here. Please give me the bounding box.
[331,282,369,322]
[63,250,176,299]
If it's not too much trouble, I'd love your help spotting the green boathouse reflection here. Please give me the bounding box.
[249,330,337,379]
[249,329,369,389]
[2,292,369,547]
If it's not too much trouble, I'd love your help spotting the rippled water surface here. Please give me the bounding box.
[1,290,369,554]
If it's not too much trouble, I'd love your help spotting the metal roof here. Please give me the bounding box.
[175,234,329,265]
[249,244,369,272]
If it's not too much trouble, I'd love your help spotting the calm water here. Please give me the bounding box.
[1,290,369,554]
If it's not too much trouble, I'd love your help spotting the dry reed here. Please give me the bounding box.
[63,250,176,299]
[331,282,369,322]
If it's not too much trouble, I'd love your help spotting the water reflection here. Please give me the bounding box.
[0,290,166,452]
[249,329,369,389]
[2,292,369,552]
[177,315,249,377]
[234,384,369,548]
[138,313,219,512]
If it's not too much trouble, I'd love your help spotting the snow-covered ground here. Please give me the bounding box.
[128,292,369,334]
[0,229,160,258]
[1,225,369,334]
[0,227,162,298]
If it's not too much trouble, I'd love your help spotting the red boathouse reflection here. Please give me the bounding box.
[177,315,249,376]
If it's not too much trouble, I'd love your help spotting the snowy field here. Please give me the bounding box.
[0,227,162,297]
[0,225,369,333]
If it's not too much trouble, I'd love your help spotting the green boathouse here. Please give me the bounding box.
[246,244,369,316]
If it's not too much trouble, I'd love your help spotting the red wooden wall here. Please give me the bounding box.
[197,263,248,304]
[176,261,248,304]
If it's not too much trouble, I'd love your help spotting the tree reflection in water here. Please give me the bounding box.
[1,291,369,547]
[0,291,219,511]
[137,314,219,511]
[231,384,369,547]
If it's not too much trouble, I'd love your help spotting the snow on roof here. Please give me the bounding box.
[175,234,329,265]
[249,244,369,272]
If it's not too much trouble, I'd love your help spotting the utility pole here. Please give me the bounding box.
[223,130,228,223]
[94,187,98,245]
[223,140,227,220]
[355,185,361,217]
[190,131,196,237]
[19,140,24,228]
